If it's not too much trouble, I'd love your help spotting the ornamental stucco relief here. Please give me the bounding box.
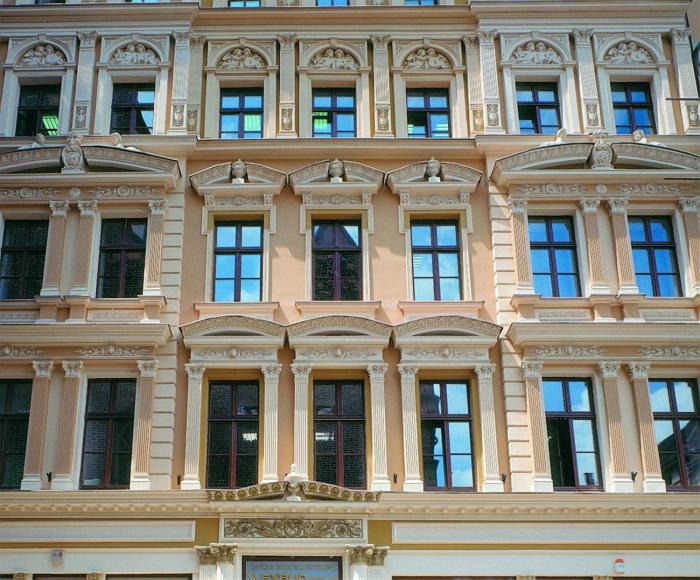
[110,43,160,66]
[604,41,653,64]
[532,345,605,358]
[223,518,363,539]
[510,41,562,65]
[218,47,266,70]
[403,47,451,70]
[20,44,66,67]
[640,346,700,359]
[0,345,44,358]
[77,345,150,357]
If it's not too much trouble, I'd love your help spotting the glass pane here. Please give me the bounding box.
[547,417,575,487]
[240,254,261,278]
[313,93,332,108]
[576,452,600,486]
[649,381,671,413]
[679,420,699,453]
[516,88,534,102]
[407,111,427,137]
[450,454,473,488]
[312,223,335,246]
[338,224,360,247]
[420,384,442,415]
[657,274,680,297]
[437,253,459,277]
[207,455,230,488]
[112,419,133,452]
[654,420,676,452]
[630,88,650,103]
[313,252,334,279]
[436,224,457,246]
[315,384,336,416]
[686,453,700,487]
[568,381,591,412]
[539,107,560,127]
[240,279,261,302]
[528,219,547,242]
[313,113,331,137]
[654,249,676,274]
[342,421,365,451]
[237,423,258,454]
[551,219,573,242]
[341,383,363,416]
[241,225,262,247]
[337,95,355,108]
[543,380,565,412]
[628,218,645,242]
[674,381,696,413]
[448,422,471,454]
[573,419,596,452]
[556,274,579,298]
[136,88,155,104]
[244,95,262,109]
[554,249,576,274]
[215,254,236,278]
[446,383,468,415]
[236,455,257,488]
[412,253,433,277]
[429,114,450,137]
[411,224,432,247]
[314,421,336,453]
[237,384,258,416]
[216,225,237,248]
[210,384,233,417]
[81,453,105,487]
[4,420,28,452]
[208,422,232,454]
[660,453,682,487]
[650,218,672,242]
[537,89,557,103]
[423,453,445,488]
[221,94,241,108]
[421,423,444,455]
[533,273,553,297]
[632,248,651,274]
[636,274,654,296]
[343,454,365,488]
[115,382,135,414]
[414,278,434,300]
[214,280,235,302]
[406,92,425,108]
[531,248,551,274]
[84,420,108,452]
[1,453,25,488]
[439,278,460,300]
[315,455,336,484]
[336,113,355,133]
[428,94,448,108]
[340,252,360,278]
[340,277,361,300]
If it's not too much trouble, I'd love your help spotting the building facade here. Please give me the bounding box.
[0,0,699,578]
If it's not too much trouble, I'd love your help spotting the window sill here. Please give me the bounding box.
[194,301,279,321]
[398,300,483,321]
[295,300,381,320]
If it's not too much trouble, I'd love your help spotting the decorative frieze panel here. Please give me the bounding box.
[500,32,571,65]
[299,39,368,70]
[75,345,152,358]
[6,35,77,68]
[294,347,383,363]
[392,38,462,71]
[0,345,45,358]
[640,346,700,359]
[530,345,605,358]
[191,347,277,361]
[593,33,663,65]
[223,518,363,539]
[207,39,277,70]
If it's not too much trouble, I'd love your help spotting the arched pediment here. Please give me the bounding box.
[7,35,76,67]
[597,36,661,65]
[611,143,700,170]
[394,316,502,340]
[299,39,367,70]
[492,143,594,176]
[393,39,462,71]
[102,34,167,66]
[190,160,286,193]
[287,315,392,340]
[289,160,384,190]
[386,159,482,193]
[181,315,285,339]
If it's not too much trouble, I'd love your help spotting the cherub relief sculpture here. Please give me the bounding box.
[511,41,562,65]
[310,48,358,71]
[21,44,66,67]
[404,47,450,70]
[604,41,653,64]
[219,47,265,70]
[110,43,159,66]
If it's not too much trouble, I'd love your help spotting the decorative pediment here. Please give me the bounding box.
[19,44,67,67]
[207,479,380,502]
[100,34,169,67]
[7,35,76,68]
[392,39,462,72]
[603,41,654,65]
[403,47,451,70]
[394,315,502,340]
[287,315,392,341]
[207,40,276,70]
[386,159,482,194]
[500,32,571,65]
[189,160,286,199]
[510,41,562,65]
[310,47,358,71]
[289,160,384,206]
[181,315,285,339]
[594,33,664,65]
[299,39,368,70]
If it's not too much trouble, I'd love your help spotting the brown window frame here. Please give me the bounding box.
[0,219,48,300]
[96,218,148,299]
[0,379,32,490]
[311,220,362,301]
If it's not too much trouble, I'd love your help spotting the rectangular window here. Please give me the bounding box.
[611,82,656,134]
[0,220,48,300]
[0,379,32,490]
[544,378,602,489]
[207,381,259,489]
[110,83,155,135]
[96,218,147,299]
[312,220,362,301]
[228,0,261,4]
[314,381,365,488]
[16,84,60,137]
[629,216,681,297]
[220,88,263,139]
[649,378,699,489]
[405,0,437,5]
[213,221,263,302]
[407,88,450,138]
[312,88,356,138]
[528,216,581,297]
[516,82,560,135]
[316,0,349,5]
[80,379,136,489]
[420,381,474,490]
[410,221,461,300]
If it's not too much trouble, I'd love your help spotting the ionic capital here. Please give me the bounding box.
[33,360,53,378]
[397,363,418,380]
[62,360,84,377]
[174,31,191,45]
[185,363,205,381]
[77,31,97,47]
[627,361,651,381]
[367,363,388,380]
[137,359,158,378]
[521,360,543,378]
[278,34,297,50]
[573,28,593,43]
[599,361,621,379]
[371,35,391,50]
[291,363,312,379]
[262,363,283,381]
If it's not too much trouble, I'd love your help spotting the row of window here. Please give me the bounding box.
[1,376,697,490]
[31,0,441,4]
[14,81,656,138]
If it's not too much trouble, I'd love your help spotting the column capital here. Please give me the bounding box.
[679,197,698,214]
[195,543,238,565]
[477,29,497,45]
[62,360,84,377]
[367,363,388,379]
[278,34,297,50]
[370,35,391,50]
[397,363,418,379]
[174,31,191,45]
[262,363,283,380]
[579,197,600,213]
[463,34,479,49]
[148,199,167,216]
[77,199,97,216]
[190,34,206,50]
[671,28,691,44]
[185,363,206,381]
[475,363,496,380]
[345,544,389,566]
[50,200,70,217]
[607,197,629,213]
[599,361,621,379]
[77,31,97,47]
[508,197,528,215]
[137,359,158,378]
[291,363,312,378]
[573,28,594,43]
[627,361,651,380]
[521,360,543,378]
[33,360,53,378]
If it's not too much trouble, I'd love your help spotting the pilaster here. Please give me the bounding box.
[40,201,70,297]
[262,363,282,483]
[346,545,390,580]
[69,200,98,297]
[169,32,191,134]
[397,364,422,492]
[463,35,484,135]
[579,198,610,294]
[477,30,504,134]
[278,34,297,137]
[509,199,535,295]
[196,543,237,580]
[368,363,390,491]
[142,199,167,297]
[607,198,639,295]
[187,35,206,134]
[182,363,205,490]
[72,31,97,134]
[20,361,53,490]
[521,360,552,492]
[131,360,158,491]
[52,361,84,490]
[573,29,603,132]
[291,364,311,479]
[679,198,700,296]
[476,364,504,492]
[599,362,633,492]
[371,35,393,137]
[627,362,666,493]
[671,29,700,134]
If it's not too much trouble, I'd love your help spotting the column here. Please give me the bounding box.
[131,360,158,490]
[367,546,390,580]
[476,364,504,492]
[464,35,484,135]
[72,32,97,134]
[53,361,84,490]
[40,201,70,296]
[599,362,634,492]
[371,35,393,137]
[521,360,552,492]
[627,362,666,492]
[679,198,700,296]
[368,363,390,491]
[69,200,98,296]
[509,199,535,294]
[579,198,610,294]
[573,29,603,132]
[187,35,205,134]
[195,544,237,580]
[168,32,190,134]
[291,364,311,480]
[142,200,167,296]
[182,363,205,490]
[397,364,422,492]
[262,363,282,483]
[671,29,700,134]
[278,34,297,137]
[346,546,370,580]
[20,361,53,490]
[607,198,639,295]
[477,30,504,134]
